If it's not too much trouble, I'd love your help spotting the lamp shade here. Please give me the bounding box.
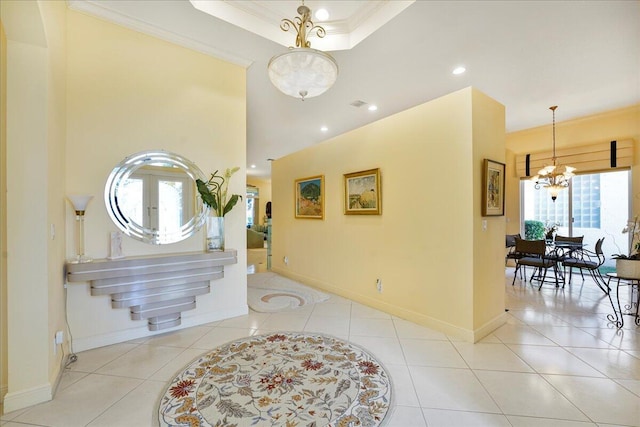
[68,195,93,212]
[268,48,338,100]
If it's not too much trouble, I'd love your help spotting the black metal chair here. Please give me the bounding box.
[512,238,561,290]
[550,235,584,278]
[506,234,522,264]
[561,237,609,294]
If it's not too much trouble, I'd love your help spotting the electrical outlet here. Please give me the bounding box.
[283,256,289,265]
[53,331,64,356]
[376,278,382,293]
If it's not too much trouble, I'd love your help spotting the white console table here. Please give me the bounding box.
[65,250,237,331]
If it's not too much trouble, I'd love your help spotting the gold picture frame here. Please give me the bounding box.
[482,159,505,216]
[344,168,381,215]
[295,175,324,219]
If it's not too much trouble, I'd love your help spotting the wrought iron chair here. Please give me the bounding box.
[561,237,609,294]
[512,238,561,290]
[506,234,521,264]
[551,235,584,278]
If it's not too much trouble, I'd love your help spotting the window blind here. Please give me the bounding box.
[516,139,634,178]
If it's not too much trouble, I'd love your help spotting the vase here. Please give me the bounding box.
[206,215,225,251]
[616,259,640,279]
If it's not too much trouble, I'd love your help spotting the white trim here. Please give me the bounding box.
[66,0,253,68]
[2,383,52,413]
[190,0,414,51]
[271,267,500,343]
[471,312,508,343]
[72,305,248,352]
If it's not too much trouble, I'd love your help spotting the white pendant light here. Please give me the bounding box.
[268,2,338,101]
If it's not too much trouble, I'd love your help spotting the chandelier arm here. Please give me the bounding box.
[280,18,299,37]
[307,23,327,39]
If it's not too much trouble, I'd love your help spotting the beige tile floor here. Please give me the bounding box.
[1,261,639,427]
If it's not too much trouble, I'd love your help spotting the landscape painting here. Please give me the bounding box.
[344,168,381,215]
[295,175,324,219]
[482,159,505,216]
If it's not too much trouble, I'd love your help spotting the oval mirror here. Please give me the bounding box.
[105,150,208,244]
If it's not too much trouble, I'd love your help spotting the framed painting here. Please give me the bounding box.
[344,168,381,215]
[482,159,505,216]
[295,175,324,219]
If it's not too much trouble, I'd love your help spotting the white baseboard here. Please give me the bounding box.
[1,345,75,413]
[73,305,248,352]
[271,268,507,342]
[472,311,508,342]
[2,383,52,414]
[0,384,7,403]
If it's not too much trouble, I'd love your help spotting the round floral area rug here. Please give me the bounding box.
[158,332,392,427]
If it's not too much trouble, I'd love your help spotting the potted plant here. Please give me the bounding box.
[524,220,545,240]
[196,167,242,251]
[544,221,560,241]
[612,216,640,279]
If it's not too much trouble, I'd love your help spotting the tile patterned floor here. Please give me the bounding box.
[1,266,639,427]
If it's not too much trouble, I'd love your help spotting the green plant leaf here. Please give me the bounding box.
[223,194,242,216]
[196,179,218,210]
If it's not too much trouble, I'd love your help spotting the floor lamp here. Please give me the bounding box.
[68,195,93,263]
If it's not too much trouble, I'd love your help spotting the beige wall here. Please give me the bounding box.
[505,105,640,234]
[271,87,506,340]
[40,0,68,398]
[471,91,508,328]
[1,4,247,412]
[2,0,68,412]
[65,11,248,351]
[0,20,7,403]
[247,177,272,225]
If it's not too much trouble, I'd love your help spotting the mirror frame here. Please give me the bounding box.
[105,150,208,245]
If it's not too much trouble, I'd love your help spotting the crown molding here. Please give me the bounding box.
[66,0,253,68]
[189,0,414,51]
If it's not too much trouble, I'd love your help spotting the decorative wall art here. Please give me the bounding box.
[108,231,124,259]
[295,175,324,219]
[482,159,505,216]
[344,168,381,215]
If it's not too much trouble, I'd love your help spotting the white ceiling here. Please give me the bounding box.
[67,0,640,179]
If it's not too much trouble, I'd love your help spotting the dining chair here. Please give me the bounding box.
[561,237,609,294]
[511,238,561,290]
[552,235,584,278]
[506,234,521,262]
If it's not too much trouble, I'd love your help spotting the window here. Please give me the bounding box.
[571,174,601,229]
[521,170,630,268]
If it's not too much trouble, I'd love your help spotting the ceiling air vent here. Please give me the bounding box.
[350,100,368,108]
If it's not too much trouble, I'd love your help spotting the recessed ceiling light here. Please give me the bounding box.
[368,105,378,111]
[320,126,328,132]
[250,164,256,168]
[315,9,329,21]
[453,66,466,75]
